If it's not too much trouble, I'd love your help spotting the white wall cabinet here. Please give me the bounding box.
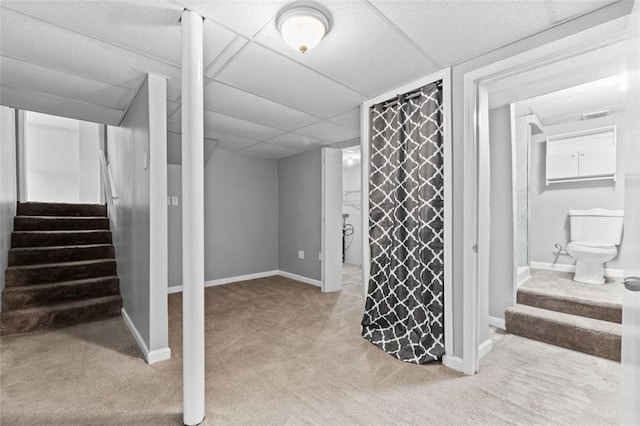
[546,126,616,185]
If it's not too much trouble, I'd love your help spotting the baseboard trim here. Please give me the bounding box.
[167,270,323,294]
[205,270,279,287]
[488,315,506,330]
[167,270,280,294]
[122,308,171,365]
[167,285,182,294]
[147,347,172,364]
[442,354,464,373]
[479,339,493,360]
[530,261,623,278]
[277,270,322,287]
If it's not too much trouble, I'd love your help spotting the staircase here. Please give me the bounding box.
[1,202,122,335]
[505,286,621,361]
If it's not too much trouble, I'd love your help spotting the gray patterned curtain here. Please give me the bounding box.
[362,82,445,364]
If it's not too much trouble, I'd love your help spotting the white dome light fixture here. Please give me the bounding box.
[276,4,331,54]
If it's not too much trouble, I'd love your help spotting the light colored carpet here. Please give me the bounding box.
[522,269,623,305]
[1,264,620,425]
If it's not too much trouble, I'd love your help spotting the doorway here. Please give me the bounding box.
[21,111,102,204]
[462,12,634,374]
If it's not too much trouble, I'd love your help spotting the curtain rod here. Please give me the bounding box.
[376,80,442,109]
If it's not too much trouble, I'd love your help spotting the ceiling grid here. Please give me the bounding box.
[0,0,621,158]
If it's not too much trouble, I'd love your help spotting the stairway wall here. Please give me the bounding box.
[105,74,169,363]
[0,106,18,310]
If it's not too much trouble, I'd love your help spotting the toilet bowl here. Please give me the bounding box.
[566,242,617,284]
[567,209,624,285]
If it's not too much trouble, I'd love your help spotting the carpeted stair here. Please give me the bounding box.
[1,202,122,335]
[505,287,621,361]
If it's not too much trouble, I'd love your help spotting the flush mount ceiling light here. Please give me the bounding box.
[276,4,331,54]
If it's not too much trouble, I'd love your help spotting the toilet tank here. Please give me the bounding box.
[569,209,624,245]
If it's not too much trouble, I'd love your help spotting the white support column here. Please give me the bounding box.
[181,9,205,426]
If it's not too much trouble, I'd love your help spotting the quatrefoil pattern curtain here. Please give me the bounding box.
[362,81,445,364]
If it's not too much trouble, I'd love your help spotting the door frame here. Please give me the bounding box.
[359,68,454,361]
[463,15,632,375]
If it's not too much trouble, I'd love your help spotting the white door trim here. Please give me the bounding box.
[360,68,454,364]
[462,13,632,375]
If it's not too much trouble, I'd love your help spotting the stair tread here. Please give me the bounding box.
[518,287,622,308]
[506,304,621,335]
[10,244,114,252]
[13,230,110,234]
[6,258,116,271]
[1,295,122,316]
[3,276,118,292]
[16,216,108,219]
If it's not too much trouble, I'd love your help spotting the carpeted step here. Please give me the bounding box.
[505,304,620,361]
[5,259,117,287]
[2,276,120,310]
[0,295,122,335]
[8,244,115,266]
[14,216,109,231]
[517,287,621,324]
[11,230,112,248]
[17,202,107,217]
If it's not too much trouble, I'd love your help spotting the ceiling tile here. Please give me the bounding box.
[1,56,132,110]
[204,110,283,141]
[2,1,237,67]
[216,43,364,118]
[167,121,182,134]
[549,1,617,23]
[369,1,552,66]
[179,0,288,37]
[167,100,180,117]
[294,120,359,143]
[0,85,123,125]
[204,81,320,131]
[205,36,249,78]
[168,106,181,124]
[203,130,258,151]
[328,107,360,132]
[0,8,180,93]
[254,1,438,97]
[264,133,326,150]
[242,142,302,159]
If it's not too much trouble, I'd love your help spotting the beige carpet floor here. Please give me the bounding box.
[521,269,623,305]
[1,264,620,425]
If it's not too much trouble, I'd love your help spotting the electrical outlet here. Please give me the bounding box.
[167,196,171,206]
[143,151,149,169]
[298,250,305,259]
[171,196,179,206]
[318,252,322,261]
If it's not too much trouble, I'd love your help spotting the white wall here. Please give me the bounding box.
[0,106,17,309]
[166,146,279,288]
[25,117,79,203]
[342,155,362,265]
[204,149,279,281]
[278,149,322,281]
[78,121,102,203]
[106,75,169,363]
[530,112,627,270]
[488,106,515,320]
[167,164,182,287]
[24,112,101,204]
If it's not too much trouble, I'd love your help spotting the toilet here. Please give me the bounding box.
[567,209,624,284]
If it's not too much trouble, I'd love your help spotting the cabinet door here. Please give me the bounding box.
[579,146,616,177]
[546,152,579,181]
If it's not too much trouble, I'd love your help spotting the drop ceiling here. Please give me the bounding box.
[515,74,628,126]
[0,0,620,159]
